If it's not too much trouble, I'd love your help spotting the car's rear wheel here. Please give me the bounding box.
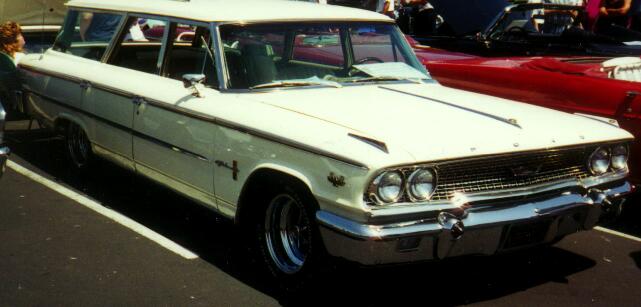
[255,178,327,290]
[65,122,93,169]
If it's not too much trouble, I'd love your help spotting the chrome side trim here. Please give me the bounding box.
[379,86,522,129]
[19,65,83,84]
[20,66,369,170]
[25,89,209,163]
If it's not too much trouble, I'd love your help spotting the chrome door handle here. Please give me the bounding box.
[79,80,92,90]
[133,96,146,115]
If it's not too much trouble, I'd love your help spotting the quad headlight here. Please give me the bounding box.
[372,171,404,203]
[588,144,630,175]
[369,167,437,205]
[611,144,629,171]
[589,147,610,175]
[407,168,436,201]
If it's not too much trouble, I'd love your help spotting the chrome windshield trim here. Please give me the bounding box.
[211,22,229,90]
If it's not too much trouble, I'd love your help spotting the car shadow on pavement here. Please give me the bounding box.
[631,251,641,270]
[282,246,596,307]
[5,122,598,305]
[600,192,641,238]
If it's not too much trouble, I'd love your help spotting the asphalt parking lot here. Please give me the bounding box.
[1,120,640,306]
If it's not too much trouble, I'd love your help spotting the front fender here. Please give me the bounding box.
[248,163,314,193]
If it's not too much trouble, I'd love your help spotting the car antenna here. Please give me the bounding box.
[40,0,47,54]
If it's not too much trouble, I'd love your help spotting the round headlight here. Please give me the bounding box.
[589,147,610,175]
[374,171,404,203]
[611,145,629,171]
[408,168,436,201]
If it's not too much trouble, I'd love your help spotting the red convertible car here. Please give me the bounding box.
[404,1,639,183]
[410,39,640,183]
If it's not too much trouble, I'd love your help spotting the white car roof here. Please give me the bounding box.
[66,0,392,23]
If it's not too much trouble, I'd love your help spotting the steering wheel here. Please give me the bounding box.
[499,26,529,40]
[347,57,385,77]
[355,57,385,65]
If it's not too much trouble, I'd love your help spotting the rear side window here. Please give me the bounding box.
[108,17,168,74]
[53,10,123,61]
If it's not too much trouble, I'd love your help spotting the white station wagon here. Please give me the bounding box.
[17,0,635,284]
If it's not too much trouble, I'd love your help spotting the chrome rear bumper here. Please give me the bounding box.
[0,146,9,178]
[317,180,633,266]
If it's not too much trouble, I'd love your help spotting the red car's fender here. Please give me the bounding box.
[412,46,641,183]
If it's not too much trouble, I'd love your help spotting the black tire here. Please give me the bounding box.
[254,177,328,291]
[65,122,93,170]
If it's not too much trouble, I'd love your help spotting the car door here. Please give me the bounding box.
[24,10,124,134]
[45,10,134,169]
[128,21,219,209]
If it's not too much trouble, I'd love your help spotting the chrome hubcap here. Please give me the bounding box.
[264,194,310,274]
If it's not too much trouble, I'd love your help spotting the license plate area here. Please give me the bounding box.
[502,220,551,249]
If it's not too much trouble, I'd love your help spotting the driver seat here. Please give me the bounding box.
[241,43,277,87]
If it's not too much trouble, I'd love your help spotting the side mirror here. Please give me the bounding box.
[182,74,206,97]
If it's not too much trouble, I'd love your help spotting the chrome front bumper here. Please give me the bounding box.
[0,146,9,178]
[317,179,633,266]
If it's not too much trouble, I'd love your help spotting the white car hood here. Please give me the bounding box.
[245,83,632,165]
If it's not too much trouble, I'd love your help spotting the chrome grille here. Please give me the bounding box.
[431,147,593,201]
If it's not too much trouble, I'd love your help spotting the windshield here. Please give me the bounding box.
[219,22,431,89]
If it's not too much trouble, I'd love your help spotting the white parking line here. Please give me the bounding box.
[595,226,641,243]
[7,160,199,260]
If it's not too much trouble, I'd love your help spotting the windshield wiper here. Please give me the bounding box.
[349,76,424,84]
[250,80,342,90]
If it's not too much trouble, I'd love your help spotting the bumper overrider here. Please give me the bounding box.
[316,174,633,265]
[0,145,8,178]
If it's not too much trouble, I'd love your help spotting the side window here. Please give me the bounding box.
[162,23,218,88]
[53,10,123,61]
[108,17,168,74]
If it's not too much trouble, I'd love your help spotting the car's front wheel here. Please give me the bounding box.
[255,178,327,290]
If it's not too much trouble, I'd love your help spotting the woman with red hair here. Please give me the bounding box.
[0,21,25,112]
[0,21,25,65]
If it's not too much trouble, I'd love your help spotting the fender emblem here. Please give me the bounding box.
[327,172,346,187]
[511,164,543,177]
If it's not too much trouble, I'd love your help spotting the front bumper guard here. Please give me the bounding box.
[0,146,9,178]
[317,180,633,266]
